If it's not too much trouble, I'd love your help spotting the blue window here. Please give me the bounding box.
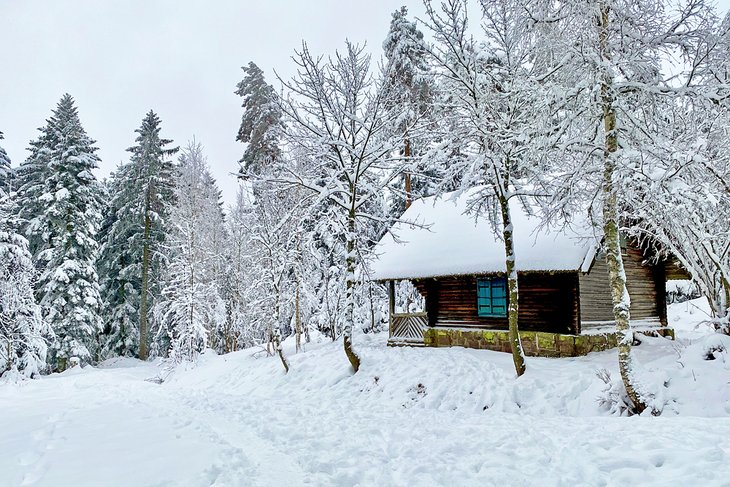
[477,277,508,317]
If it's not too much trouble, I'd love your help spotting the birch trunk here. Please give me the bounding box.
[344,208,361,372]
[295,279,302,353]
[499,195,526,377]
[598,2,647,413]
[404,137,412,210]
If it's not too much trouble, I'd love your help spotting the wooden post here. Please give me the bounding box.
[388,280,396,336]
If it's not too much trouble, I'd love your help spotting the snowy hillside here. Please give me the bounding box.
[1,299,729,486]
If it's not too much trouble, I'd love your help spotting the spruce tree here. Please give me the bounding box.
[14,127,54,256]
[18,94,104,370]
[100,111,177,360]
[0,132,11,195]
[382,6,433,212]
[235,62,283,177]
[97,168,141,358]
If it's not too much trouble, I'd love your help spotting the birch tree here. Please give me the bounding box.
[420,0,562,376]
[153,142,226,363]
[531,0,718,411]
[273,41,403,372]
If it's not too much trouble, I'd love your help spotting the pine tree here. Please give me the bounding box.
[0,192,52,378]
[235,62,283,177]
[99,111,178,360]
[153,141,225,363]
[21,94,104,370]
[0,131,11,195]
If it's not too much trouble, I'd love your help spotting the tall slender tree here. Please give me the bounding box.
[97,164,141,357]
[421,0,564,376]
[274,42,404,372]
[107,111,178,360]
[154,141,226,363]
[533,0,718,411]
[382,6,433,211]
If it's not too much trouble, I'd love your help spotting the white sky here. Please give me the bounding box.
[0,0,427,205]
[1,0,728,206]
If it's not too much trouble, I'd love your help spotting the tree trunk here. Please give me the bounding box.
[499,196,526,377]
[139,195,152,361]
[344,209,361,372]
[273,329,289,373]
[295,278,302,353]
[404,137,412,210]
[598,3,648,414]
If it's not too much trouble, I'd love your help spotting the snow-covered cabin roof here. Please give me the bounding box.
[370,188,598,281]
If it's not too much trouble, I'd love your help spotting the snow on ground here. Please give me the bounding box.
[2,303,730,487]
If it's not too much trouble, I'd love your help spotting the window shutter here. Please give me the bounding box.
[477,277,508,317]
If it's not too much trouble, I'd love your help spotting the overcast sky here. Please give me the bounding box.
[0,0,428,205]
[1,0,728,206]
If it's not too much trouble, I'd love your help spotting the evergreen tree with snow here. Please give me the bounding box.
[382,6,434,212]
[235,62,283,177]
[0,131,11,195]
[98,111,178,360]
[14,126,54,256]
[17,94,104,370]
[0,192,52,378]
[97,169,140,358]
[153,141,225,363]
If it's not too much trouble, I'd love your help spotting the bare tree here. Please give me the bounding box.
[420,0,564,376]
[272,42,403,372]
[532,0,719,412]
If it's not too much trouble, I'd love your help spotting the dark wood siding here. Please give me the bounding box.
[579,245,666,326]
[664,256,692,280]
[414,273,579,334]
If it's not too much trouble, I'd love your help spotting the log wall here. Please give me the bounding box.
[579,245,667,326]
[414,272,579,335]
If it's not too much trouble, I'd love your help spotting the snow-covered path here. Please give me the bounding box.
[2,320,730,486]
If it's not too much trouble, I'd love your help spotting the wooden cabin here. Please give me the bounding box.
[370,189,681,357]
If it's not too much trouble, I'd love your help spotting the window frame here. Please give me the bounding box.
[476,276,508,318]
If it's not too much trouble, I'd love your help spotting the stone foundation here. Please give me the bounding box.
[421,327,674,357]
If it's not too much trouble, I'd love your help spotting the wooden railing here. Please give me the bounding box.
[389,312,428,345]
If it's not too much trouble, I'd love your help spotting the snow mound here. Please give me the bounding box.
[1,300,729,486]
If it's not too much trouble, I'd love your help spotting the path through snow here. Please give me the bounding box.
[2,304,730,486]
